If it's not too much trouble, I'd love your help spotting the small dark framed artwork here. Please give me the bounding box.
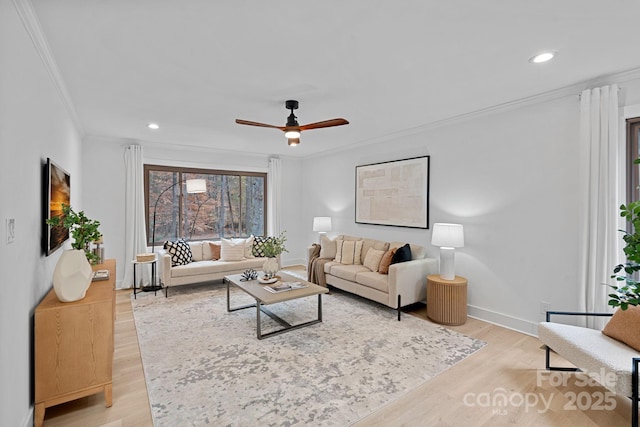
[355,155,430,229]
[45,158,70,255]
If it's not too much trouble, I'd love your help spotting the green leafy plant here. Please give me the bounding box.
[46,204,102,264]
[262,231,288,258]
[610,159,640,310]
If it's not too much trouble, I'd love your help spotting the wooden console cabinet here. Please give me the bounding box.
[34,259,116,427]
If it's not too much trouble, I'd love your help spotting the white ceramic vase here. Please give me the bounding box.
[262,257,279,278]
[53,249,93,302]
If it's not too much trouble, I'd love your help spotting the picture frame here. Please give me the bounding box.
[355,156,430,229]
[45,158,70,255]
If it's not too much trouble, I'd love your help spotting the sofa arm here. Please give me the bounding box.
[157,249,172,286]
[388,258,438,308]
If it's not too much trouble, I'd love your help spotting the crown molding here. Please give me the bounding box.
[307,66,640,160]
[12,0,85,136]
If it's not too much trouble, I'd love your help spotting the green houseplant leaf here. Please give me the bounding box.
[46,204,102,264]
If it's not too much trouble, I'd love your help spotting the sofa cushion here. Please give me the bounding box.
[378,248,396,275]
[171,258,266,278]
[164,240,192,266]
[355,271,389,293]
[323,261,340,273]
[602,306,640,351]
[220,238,245,261]
[207,242,221,260]
[319,235,337,259]
[363,248,386,272]
[329,264,370,282]
[335,239,363,265]
[391,243,412,264]
[188,241,204,261]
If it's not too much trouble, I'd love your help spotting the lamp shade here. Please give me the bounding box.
[431,223,464,248]
[313,216,332,233]
[186,179,206,194]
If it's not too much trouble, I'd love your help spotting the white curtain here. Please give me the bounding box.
[122,145,149,288]
[578,84,619,328]
[267,157,282,236]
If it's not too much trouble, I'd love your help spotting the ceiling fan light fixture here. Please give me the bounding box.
[288,138,300,146]
[284,130,301,139]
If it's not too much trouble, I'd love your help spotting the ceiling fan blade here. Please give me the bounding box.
[299,118,349,131]
[235,119,284,130]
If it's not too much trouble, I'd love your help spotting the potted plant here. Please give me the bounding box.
[46,204,102,264]
[610,160,640,310]
[261,231,288,278]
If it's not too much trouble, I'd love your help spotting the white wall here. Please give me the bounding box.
[300,86,640,335]
[81,137,305,287]
[0,1,84,425]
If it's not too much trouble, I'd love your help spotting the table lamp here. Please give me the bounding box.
[313,216,332,242]
[431,223,464,280]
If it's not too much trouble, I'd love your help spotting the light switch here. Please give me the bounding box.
[6,218,15,244]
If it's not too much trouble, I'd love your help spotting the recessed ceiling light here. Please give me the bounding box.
[148,123,160,130]
[529,51,556,64]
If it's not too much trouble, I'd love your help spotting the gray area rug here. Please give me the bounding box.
[132,283,486,426]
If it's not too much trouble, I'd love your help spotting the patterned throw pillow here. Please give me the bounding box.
[334,239,363,265]
[164,240,192,266]
[252,236,275,257]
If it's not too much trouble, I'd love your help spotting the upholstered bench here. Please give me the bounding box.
[538,310,640,426]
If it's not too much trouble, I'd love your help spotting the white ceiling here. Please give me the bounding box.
[30,0,640,158]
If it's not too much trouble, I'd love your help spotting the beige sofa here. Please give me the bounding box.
[158,240,272,295]
[309,235,438,320]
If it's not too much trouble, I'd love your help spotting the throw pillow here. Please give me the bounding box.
[319,234,337,259]
[378,248,397,274]
[391,243,412,264]
[252,236,274,257]
[208,242,221,260]
[233,235,254,258]
[164,240,192,266]
[602,305,640,351]
[334,239,363,265]
[220,238,245,261]
[363,248,386,272]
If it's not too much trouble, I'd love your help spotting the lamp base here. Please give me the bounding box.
[439,247,456,280]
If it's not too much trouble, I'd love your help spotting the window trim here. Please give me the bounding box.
[627,118,640,205]
[144,164,267,245]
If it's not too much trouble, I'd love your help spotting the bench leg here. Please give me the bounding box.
[633,358,639,427]
[544,345,580,372]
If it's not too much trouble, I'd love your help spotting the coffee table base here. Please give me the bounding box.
[226,279,324,340]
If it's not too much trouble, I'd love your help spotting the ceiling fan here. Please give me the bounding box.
[235,100,349,146]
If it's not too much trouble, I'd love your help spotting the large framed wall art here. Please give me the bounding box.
[44,158,71,255]
[355,155,430,229]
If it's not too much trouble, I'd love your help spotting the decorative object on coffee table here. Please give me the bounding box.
[240,269,258,281]
[260,231,288,278]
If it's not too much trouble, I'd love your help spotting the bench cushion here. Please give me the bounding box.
[538,322,639,396]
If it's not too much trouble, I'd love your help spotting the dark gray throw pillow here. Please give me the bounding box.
[391,243,412,264]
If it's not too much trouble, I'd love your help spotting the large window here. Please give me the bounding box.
[145,165,267,245]
[627,118,640,204]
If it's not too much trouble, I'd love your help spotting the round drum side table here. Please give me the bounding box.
[426,274,468,325]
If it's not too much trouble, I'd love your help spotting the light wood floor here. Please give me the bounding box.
[42,280,633,426]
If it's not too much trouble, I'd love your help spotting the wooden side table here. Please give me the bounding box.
[427,274,468,325]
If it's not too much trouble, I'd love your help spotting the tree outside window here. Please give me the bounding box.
[145,165,266,245]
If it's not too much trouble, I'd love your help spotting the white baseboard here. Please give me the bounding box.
[21,407,33,427]
[467,305,538,337]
